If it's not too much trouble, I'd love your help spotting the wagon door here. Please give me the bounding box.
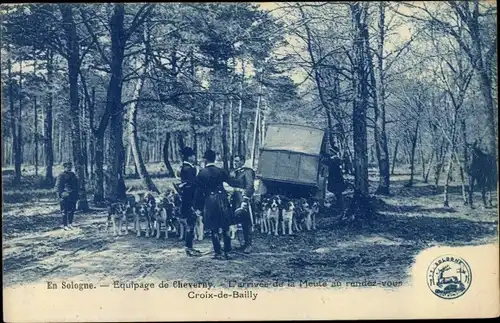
[297,154,319,186]
[276,151,301,181]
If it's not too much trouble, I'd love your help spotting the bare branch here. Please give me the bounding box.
[125,4,156,40]
[79,7,111,66]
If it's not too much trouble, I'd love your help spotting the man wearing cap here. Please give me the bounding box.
[55,162,79,230]
[229,155,255,253]
[194,149,234,260]
[178,147,202,257]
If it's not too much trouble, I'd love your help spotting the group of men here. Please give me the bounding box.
[55,146,346,260]
[54,148,256,261]
[178,147,255,260]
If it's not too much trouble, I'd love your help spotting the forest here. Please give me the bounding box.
[2,3,499,297]
[1,2,497,212]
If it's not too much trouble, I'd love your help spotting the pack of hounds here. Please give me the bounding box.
[106,189,323,240]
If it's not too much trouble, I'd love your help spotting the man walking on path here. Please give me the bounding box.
[55,162,79,230]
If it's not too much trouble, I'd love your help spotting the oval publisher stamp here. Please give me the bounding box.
[427,254,472,300]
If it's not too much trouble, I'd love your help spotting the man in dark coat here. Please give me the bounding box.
[228,155,255,253]
[55,161,79,230]
[178,147,202,257]
[194,150,234,260]
[326,147,346,210]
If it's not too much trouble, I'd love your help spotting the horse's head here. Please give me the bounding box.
[465,140,484,161]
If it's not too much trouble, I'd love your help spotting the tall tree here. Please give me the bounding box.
[397,1,497,158]
[126,27,159,193]
[373,2,391,195]
[6,43,21,184]
[350,2,370,200]
[80,3,155,201]
[59,4,89,211]
[297,4,336,149]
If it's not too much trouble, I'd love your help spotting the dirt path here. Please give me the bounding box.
[3,190,497,289]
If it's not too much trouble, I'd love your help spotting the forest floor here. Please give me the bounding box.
[2,164,498,289]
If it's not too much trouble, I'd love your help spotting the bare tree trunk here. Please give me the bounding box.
[433,139,446,189]
[260,99,267,149]
[163,132,175,177]
[221,98,229,171]
[126,144,132,169]
[237,60,245,156]
[32,49,39,176]
[339,2,374,224]
[443,151,454,207]
[104,4,126,201]
[220,102,227,169]
[453,151,468,205]
[87,84,106,204]
[58,122,63,164]
[365,2,390,194]
[298,5,335,148]
[188,53,199,164]
[251,73,263,168]
[154,120,159,162]
[467,1,497,159]
[18,57,24,180]
[81,93,89,179]
[2,136,6,167]
[443,105,462,206]
[34,96,39,176]
[351,2,370,198]
[93,134,104,204]
[434,156,443,189]
[59,4,89,211]
[177,132,185,151]
[7,43,21,183]
[192,127,198,164]
[406,119,420,187]
[423,151,434,183]
[419,137,425,180]
[144,127,149,163]
[245,118,251,158]
[170,133,175,163]
[229,98,234,167]
[127,60,159,193]
[424,154,434,183]
[391,140,399,175]
[419,130,433,183]
[460,118,470,205]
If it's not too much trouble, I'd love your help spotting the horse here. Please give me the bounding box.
[466,142,497,208]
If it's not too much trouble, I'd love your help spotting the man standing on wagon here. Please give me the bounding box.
[229,155,255,254]
[194,149,234,260]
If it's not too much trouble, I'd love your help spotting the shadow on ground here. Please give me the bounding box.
[2,170,498,288]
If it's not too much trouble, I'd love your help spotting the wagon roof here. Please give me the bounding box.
[262,123,325,156]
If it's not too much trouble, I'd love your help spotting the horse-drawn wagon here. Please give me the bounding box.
[256,123,329,200]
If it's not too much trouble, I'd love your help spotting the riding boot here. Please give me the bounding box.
[242,214,252,249]
[222,229,232,257]
[335,193,344,211]
[211,230,222,255]
[185,229,202,256]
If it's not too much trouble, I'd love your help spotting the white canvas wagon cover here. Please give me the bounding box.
[257,124,326,187]
[262,124,325,156]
